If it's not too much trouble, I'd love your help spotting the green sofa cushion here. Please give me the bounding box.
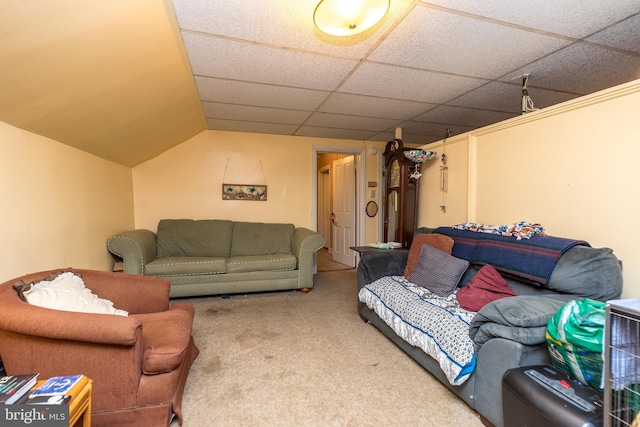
[230,222,295,257]
[156,219,233,258]
[227,254,297,273]
[145,257,227,276]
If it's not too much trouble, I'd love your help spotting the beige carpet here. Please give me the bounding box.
[316,248,354,272]
[172,269,484,427]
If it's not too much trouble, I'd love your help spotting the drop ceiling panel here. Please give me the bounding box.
[502,42,640,94]
[340,62,487,103]
[586,15,640,54]
[423,0,640,39]
[172,0,417,58]
[203,102,311,125]
[399,120,476,141]
[449,81,580,113]
[182,32,359,90]
[196,76,328,110]
[295,126,378,140]
[207,118,299,135]
[369,6,572,79]
[318,93,437,120]
[413,105,516,127]
[305,112,400,132]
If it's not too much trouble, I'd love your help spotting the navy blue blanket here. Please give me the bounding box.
[434,227,590,285]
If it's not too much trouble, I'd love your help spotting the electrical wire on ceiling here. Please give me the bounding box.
[439,128,451,213]
[521,74,539,115]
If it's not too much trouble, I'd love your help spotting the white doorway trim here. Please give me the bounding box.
[317,165,331,249]
[311,146,366,247]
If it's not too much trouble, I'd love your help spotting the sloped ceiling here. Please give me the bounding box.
[1,0,639,166]
[0,0,206,167]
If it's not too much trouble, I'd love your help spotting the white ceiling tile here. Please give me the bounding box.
[368,6,572,79]
[586,15,640,54]
[203,102,311,125]
[422,0,640,38]
[207,118,299,135]
[450,81,584,113]
[319,93,437,119]
[502,42,640,94]
[413,105,516,127]
[172,0,416,58]
[295,126,377,140]
[305,112,401,132]
[340,62,487,103]
[368,131,436,146]
[182,32,358,90]
[195,76,328,110]
[398,120,476,139]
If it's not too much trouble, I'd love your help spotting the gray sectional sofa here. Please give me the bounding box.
[107,219,324,298]
[357,227,623,427]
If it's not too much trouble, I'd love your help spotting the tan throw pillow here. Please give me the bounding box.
[404,233,455,277]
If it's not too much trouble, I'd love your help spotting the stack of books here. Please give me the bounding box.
[0,373,39,404]
[24,374,87,405]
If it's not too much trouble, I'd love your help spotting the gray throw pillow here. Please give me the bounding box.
[408,244,469,297]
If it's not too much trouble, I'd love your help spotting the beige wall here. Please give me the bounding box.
[418,134,470,227]
[0,121,134,283]
[421,79,640,298]
[133,130,385,245]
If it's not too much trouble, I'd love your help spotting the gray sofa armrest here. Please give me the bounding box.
[292,228,324,289]
[469,295,574,352]
[473,338,551,427]
[107,230,158,275]
[357,250,409,291]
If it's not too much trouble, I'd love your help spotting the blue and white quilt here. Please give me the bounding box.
[358,276,476,385]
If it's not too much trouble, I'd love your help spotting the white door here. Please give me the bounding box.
[332,156,356,267]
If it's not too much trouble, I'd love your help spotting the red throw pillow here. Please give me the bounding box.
[404,233,454,277]
[456,264,516,312]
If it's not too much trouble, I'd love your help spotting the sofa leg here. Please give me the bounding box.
[301,288,311,293]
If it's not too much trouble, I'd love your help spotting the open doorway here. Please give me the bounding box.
[312,146,366,270]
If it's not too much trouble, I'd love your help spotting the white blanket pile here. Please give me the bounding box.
[358,276,476,385]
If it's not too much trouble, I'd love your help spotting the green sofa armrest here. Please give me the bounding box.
[292,228,324,289]
[107,230,157,275]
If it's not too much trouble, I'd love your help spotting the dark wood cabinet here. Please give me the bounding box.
[383,139,420,248]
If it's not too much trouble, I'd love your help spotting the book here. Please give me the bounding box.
[29,375,84,398]
[0,373,39,404]
[24,395,72,405]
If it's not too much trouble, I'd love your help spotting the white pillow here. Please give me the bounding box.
[25,272,128,316]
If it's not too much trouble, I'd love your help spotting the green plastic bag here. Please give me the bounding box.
[546,298,605,388]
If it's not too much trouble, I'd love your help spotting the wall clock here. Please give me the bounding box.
[366,201,378,217]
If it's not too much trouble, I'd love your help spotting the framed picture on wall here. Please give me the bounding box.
[222,184,267,201]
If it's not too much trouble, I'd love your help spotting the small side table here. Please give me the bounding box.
[27,377,93,427]
[68,377,92,427]
[350,246,408,265]
[350,246,407,254]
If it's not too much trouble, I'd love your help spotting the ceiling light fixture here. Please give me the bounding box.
[313,0,390,36]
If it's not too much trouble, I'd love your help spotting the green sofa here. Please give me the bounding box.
[107,219,324,298]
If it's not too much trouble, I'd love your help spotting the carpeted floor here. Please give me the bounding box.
[316,247,354,272]
[171,268,484,427]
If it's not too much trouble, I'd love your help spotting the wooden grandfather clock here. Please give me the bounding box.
[383,138,420,248]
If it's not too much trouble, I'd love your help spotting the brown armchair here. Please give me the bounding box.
[0,268,199,426]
